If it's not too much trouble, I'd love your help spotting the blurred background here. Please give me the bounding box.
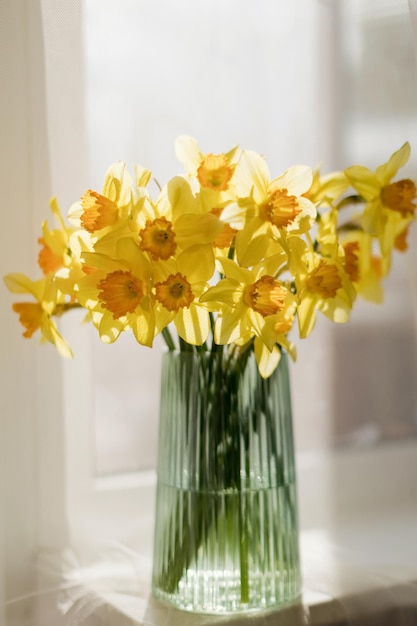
[77,0,417,475]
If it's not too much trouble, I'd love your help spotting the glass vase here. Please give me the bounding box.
[152,347,301,614]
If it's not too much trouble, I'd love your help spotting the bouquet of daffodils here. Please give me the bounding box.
[4,137,416,376]
[4,137,416,610]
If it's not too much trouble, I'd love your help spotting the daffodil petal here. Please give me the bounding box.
[375,142,410,185]
[319,298,351,324]
[236,227,270,267]
[166,176,200,217]
[135,164,152,188]
[220,201,256,230]
[297,295,318,339]
[4,274,44,299]
[200,278,242,307]
[41,319,73,358]
[247,309,276,351]
[214,304,248,345]
[98,310,124,343]
[131,306,155,347]
[175,213,222,246]
[254,338,281,379]
[235,151,270,201]
[175,136,202,173]
[344,166,380,200]
[178,245,215,283]
[362,199,386,235]
[271,165,313,196]
[175,305,210,345]
[318,171,350,202]
[216,257,252,283]
[82,251,128,274]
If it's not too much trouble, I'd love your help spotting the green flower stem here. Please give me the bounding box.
[220,348,251,604]
[238,491,250,604]
[53,302,83,316]
[154,491,206,594]
[161,326,176,351]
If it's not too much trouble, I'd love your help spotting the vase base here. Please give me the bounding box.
[152,570,302,615]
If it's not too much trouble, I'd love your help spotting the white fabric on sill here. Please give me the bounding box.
[3,506,417,626]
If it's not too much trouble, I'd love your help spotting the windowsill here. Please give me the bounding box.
[35,440,417,625]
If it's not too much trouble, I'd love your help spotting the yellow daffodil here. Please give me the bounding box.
[51,226,96,298]
[314,206,386,303]
[76,238,155,346]
[200,256,296,367]
[221,151,316,266]
[94,175,222,268]
[68,162,140,238]
[286,238,356,338]
[344,143,416,243]
[3,273,73,357]
[153,245,214,345]
[175,135,240,209]
[36,198,75,275]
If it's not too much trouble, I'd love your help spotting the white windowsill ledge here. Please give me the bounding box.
[35,440,417,625]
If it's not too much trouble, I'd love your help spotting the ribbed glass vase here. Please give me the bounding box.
[152,347,301,614]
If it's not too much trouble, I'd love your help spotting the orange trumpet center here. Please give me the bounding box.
[243,275,287,317]
[97,270,144,318]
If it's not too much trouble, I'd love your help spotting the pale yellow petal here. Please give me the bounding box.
[175,213,222,246]
[254,338,281,379]
[41,319,73,358]
[344,166,380,200]
[271,165,313,196]
[98,310,125,343]
[102,162,132,204]
[236,227,270,267]
[375,142,411,185]
[135,164,152,188]
[234,151,270,201]
[81,251,128,274]
[247,309,276,351]
[175,305,210,345]
[200,279,242,307]
[4,274,45,300]
[175,136,202,173]
[131,304,155,347]
[317,171,350,203]
[319,297,351,324]
[297,295,318,338]
[166,175,200,217]
[214,304,248,345]
[362,199,386,236]
[220,200,256,230]
[178,245,215,283]
[216,257,252,284]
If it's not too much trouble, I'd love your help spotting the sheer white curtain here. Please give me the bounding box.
[1,0,53,611]
[0,0,86,613]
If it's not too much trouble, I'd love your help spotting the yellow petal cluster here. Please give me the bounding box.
[4,138,415,377]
